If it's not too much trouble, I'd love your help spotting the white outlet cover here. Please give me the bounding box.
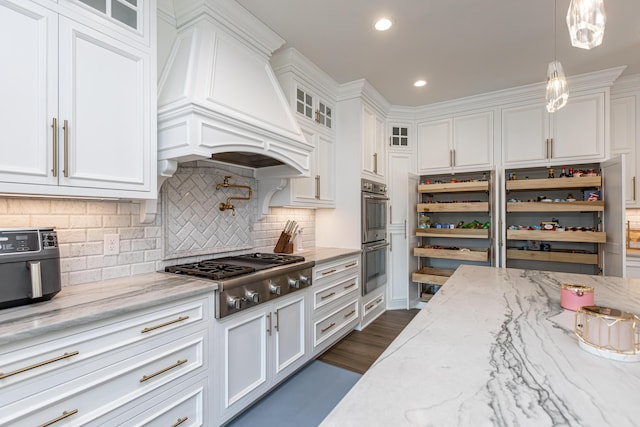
[104,234,120,255]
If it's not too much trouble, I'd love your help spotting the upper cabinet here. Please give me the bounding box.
[362,102,386,179]
[417,110,494,174]
[295,84,334,132]
[502,91,606,167]
[270,48,338,208]
[610,96,637,206]
[0,0,156,199]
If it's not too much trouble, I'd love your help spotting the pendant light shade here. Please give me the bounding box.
[566,0,606,49]
[546,61,569,113]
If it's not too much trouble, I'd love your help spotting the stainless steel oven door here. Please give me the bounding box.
[362,193,388,244]
[362,241,389,296]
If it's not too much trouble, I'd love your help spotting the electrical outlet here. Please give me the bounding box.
[104,234,120,255]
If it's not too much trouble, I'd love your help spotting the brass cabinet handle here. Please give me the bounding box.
[141,316,189,333]
[321,269,337,276]
[0,351,79,380]
[545,138,549,159]
[321,322,336,333]
[320,292,336,300]
[373,152,378,174]
[550,138,554,159]
[344,262,357,268]
[139,359,187,383]
[172,417,189,427]
[344,309,356,318]
[38,409,78,427]
[63,119,69,177]
[404,219,407,239]
[51,118,58,177]
[274,310,279,332]
[389,205,392,224]
[315,175,320,199]
[315,110,320,124]
[365,302,375,310]
[633,176,637,201]
[344,282,357,290]
[452,149,456,167]
[267,313,272,336]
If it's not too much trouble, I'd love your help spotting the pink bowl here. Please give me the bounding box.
[561,284,594,311]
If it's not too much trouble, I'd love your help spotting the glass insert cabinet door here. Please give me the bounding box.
[75,0,139,30]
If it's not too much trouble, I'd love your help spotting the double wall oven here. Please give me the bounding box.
[361,179,389,296]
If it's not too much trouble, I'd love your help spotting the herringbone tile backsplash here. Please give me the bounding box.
[164,165,256,259]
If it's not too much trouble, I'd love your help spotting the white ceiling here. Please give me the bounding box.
[237,0,640,106]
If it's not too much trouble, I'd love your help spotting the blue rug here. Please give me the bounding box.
[227,360,361,427]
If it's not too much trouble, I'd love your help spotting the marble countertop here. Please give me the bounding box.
[321,265,640,427]
[0,273,217,346]
[296,247,361,264]
[0,247,357,346]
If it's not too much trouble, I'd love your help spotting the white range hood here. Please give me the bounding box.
[156,0,311,184]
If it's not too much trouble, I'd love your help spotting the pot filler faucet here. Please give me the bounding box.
[216,176,252,216]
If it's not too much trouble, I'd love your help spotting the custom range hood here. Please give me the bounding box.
[156,0,311,182]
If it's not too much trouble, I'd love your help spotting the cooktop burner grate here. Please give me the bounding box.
[165,261,255,280]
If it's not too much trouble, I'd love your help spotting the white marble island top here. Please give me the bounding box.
[321,265,640,427]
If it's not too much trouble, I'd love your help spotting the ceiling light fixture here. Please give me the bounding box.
[566,0,606,49]
[414,80,427,87]
[374,18,393,31]
[546,0,569,113]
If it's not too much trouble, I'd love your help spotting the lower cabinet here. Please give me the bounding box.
[214,292,307,425]
[358,287,386,330]
[310,255,362,356]
[0,294,212,426]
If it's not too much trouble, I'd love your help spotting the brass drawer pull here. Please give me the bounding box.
[62,119,69,177]
[51,117,58,177]
[321,322,336,333]
[344,262,357,268]
[39,409,78,427]
[344,283,357,290]
[172,416,188,427]
[321,269,337,276]
[0,351,79,380]
[141,316,190,333]
[140,359,187,383]
[344,309,356,318]
[320,292,336,300]
[365,303,375,310]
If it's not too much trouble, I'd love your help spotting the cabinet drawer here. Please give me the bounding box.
[313,274,359,311]
[113,378,206,427]
[313,299,359,347]
[0,332,206,426]
[0,296,208,402]
[314,255,360,283]
[0,299,209,398]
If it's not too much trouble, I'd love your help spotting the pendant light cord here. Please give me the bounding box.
[554,0,557,62]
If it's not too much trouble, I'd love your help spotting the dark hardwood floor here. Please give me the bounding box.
[319,309,420,374]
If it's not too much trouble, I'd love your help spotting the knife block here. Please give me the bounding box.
[274,232,293,253]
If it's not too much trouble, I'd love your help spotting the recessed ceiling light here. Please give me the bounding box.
[414,80,427,87]
[374,18,393,31]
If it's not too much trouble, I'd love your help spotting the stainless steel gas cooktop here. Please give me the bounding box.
[165,253,314,318]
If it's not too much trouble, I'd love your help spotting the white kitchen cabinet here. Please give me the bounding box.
[0,294,212,426]
[417,110,494,174]
[611,96,638,206]
[387,153,420,309]
[388,123,411,150]
[362,103,386,179]
[215,292,307,425]
[0,0,155,199]
[294,83,334,131]
[271,123,335,208]
[358,287,385,330]
[310,255,361,355]
[502,92,605,167]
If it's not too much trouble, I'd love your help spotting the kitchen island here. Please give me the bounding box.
[321,265,640,427]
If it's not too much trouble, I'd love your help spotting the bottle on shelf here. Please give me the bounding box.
[548,168,555,178]
[560,167,567,178]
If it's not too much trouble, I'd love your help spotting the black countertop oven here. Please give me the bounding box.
[0,228,61,309]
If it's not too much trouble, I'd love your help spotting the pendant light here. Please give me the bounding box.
[566,0,606,49]
[546,0,569,113]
